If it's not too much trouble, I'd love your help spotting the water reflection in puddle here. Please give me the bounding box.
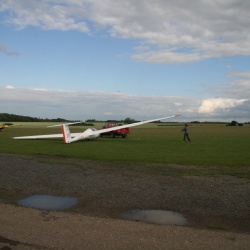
[18,195,77,210]
[122,209,187,226]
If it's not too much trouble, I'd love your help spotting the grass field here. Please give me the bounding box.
[1,122,249,178]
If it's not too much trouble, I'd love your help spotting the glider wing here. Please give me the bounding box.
[91,114,180,136]
[13,132,82,140]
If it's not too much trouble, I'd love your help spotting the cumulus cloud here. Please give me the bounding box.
[1,0,250,63]
[198,98,247,113]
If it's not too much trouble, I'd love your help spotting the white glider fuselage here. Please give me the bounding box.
[13,115,180,144]
[63,127,99,143]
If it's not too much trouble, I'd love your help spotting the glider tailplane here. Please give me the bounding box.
[62,124,72,144]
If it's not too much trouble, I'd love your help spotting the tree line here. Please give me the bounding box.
[0,113,70,122]
[0,113,138,124]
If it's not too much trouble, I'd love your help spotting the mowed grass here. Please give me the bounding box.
[1,122,249,178]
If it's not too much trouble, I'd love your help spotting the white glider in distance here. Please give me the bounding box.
[13,115,180,144]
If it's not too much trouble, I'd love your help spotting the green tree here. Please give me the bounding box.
[124,118,136,124]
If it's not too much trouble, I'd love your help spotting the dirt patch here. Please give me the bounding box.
[0,153,249,233]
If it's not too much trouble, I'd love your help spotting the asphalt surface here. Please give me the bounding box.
[0,153,249,249]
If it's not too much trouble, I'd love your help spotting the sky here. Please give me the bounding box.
[0,0,250,122]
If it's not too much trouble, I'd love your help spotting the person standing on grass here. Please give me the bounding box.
[181,123,191,142]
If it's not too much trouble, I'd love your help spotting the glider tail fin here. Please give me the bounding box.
[62,124,72,144]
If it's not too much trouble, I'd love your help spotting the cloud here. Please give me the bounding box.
[0,0,89,32]
[198,98,247,113]
[1,0,250,63]
[0,86,249,122]
[0,45,19,56]
[221,71,250,99]
[202,70,250,99]
[0,85,197,120]
[5,85,14,89]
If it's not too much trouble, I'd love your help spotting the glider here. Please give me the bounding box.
[13,115,180,144]
[0,123,21,131]
[0,125,7,130]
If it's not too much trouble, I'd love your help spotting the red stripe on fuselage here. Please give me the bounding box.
[62,125,66,143]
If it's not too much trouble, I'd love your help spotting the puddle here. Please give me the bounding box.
[18,195,77,210]
[122,209,187,226]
